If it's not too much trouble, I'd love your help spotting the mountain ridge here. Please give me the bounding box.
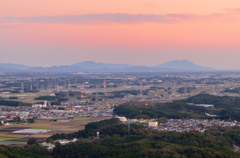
[0,60,216,73]
[154,60,214,70]
[0,63,34,70]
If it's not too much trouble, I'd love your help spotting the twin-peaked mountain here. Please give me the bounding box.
[0,60,215,73]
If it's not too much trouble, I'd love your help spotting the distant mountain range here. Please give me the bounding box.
[0,60,216,73]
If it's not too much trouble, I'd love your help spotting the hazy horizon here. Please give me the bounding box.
[1,0,240,70]
[0,59,216,69]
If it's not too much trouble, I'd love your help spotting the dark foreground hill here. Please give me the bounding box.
[51,119,240,158]
[2,118,240,158]
[0,145,51,158]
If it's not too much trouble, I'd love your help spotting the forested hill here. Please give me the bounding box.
[113,102,209,119]
[114,94,240,121]
[185,94,240,108]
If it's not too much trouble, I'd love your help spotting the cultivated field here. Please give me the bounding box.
[0,117,109,145]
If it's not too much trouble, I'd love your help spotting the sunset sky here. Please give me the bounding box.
[1,0,240,69]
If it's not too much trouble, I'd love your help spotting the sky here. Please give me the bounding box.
[1,0,240,69]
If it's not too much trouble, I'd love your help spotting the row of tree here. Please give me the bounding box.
[0,99,32,107]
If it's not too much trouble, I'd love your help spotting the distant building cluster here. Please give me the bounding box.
[0,104,114,126]
[158,119,236,133]
[32,100,50,108]
[116,117,238,133]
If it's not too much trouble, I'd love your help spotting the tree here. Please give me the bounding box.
[157,117,168,124]
[14,116,21,122]
[47,138,55,144]
[27,118,35,123]
[27,138,38,145]
[198,123,204,128]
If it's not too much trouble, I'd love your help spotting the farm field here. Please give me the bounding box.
[0,117,109,146]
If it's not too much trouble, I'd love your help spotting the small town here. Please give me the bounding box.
[157,119,236,133]
[0,102,114,125]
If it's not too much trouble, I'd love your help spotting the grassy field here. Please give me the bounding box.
[72,117,92,121]
[0,91,54,104]
[0,135,24,138]
[0,124,22,128]
[0,140,27,145]
[23,100,41,103]
[98,105,107,107]
[31,127,56,130]
[28,123,50,126]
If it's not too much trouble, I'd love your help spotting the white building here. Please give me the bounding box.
[195,104,214,108]
[116,116,127,122]
[42,100,47,107]
[32,104,43,108]
[187,103,214,108]
[148,122,158,127]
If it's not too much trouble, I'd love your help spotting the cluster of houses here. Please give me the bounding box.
[0,109,30,125]
[41,138,79,150]
[115,116,159,128]
[157,119,236,132]
[41,142,56,150]
[72,105,114,118]
[0,104,114,126]
[117,117,238,133]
